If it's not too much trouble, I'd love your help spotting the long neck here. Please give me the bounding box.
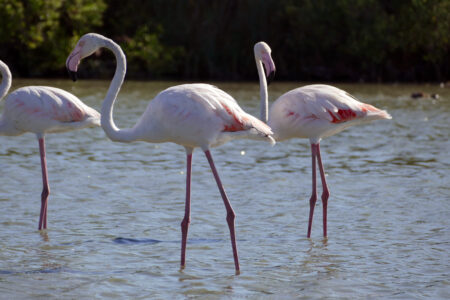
[0,61,12,101]
[256,59,269,123]
[100,39,136,143]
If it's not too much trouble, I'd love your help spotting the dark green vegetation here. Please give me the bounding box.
[0,0,448,82]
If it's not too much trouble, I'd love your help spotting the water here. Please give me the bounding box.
[0,80,448,299]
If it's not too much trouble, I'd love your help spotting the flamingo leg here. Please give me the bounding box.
[307,143,318,238]
[180,148,193,268]
[204,150,240,273]
[315,143,330,237]
[38,137,50,230]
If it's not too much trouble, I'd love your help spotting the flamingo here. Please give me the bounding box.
[253,42,392,238]
[66,33,275,272]
[0,60,100,230]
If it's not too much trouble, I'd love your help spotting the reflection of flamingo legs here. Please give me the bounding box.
[67,33,275,272]
[0,60,100,230]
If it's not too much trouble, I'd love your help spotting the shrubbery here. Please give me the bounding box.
[0,0,448,82]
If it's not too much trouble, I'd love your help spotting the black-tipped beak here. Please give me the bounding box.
[266,70,275,85]
[68,69,78,82]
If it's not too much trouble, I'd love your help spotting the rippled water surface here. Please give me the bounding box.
[0,80,448,299]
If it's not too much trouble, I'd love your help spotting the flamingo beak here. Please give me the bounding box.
[66,45,82,82]
[68,70,78,82]
[262,53,276,85]
[266,69,276,85]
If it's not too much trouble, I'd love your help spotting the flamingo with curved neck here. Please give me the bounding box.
[67,33,275,273]
[253,41,391,238]
[0,59,100,230]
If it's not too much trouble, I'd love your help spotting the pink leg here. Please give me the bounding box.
[307,143,318,238]
[38,137,50,230]
[316,144,330,237]
[204,150,240,273]
[180,149,193,268]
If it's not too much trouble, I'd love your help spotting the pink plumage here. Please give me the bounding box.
[132,83,274,148]
[254,42,391,238]
[0,60,100,230]
[1,86,99,135]
[269,84,391,143]
[66,33,275,273]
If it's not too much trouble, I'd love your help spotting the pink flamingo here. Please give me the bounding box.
[66,33,275,272]
[253,42,392,238]
[0,60,100,230]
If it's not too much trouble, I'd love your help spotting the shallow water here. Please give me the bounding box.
[0,80,448,299]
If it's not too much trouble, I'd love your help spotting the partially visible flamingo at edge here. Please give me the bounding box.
[253,42,392,238]
[0,60,100,230]
[66,33,275,273]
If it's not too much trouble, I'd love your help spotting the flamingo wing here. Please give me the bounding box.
[296,85,390,121]
[3,86,100,135]
[193,84,273,137]
[269,84,391,141]
[134,84,274,147]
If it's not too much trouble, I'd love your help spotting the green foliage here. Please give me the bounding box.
[0,0,106,76]
[0,0,448,81]
[122,25,185,77]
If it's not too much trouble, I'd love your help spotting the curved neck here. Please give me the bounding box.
[100,39,135,142]
[0,61,12,101]
[256,59,269,123]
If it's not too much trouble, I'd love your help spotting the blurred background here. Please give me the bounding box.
[0,0,448,82]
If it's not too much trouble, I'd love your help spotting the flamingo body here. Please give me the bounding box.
[1,86,100,136]
[269,84,391,143]
[254,42,391,238]
[133,83,273,148]
[0,60,100,230]
[267,84,391,237]
[66,33,274,272]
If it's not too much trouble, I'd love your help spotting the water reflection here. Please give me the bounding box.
[39,231,49,242]
[0,80,448,298]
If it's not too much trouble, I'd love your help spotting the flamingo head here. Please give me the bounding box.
[66,33,106,81]
[254,41,276,85]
